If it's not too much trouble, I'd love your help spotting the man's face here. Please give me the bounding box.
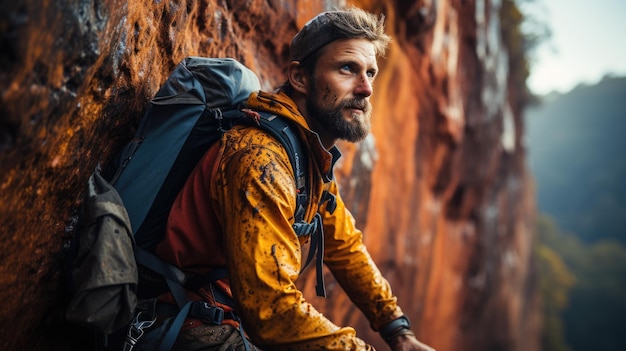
[305,38,378,143]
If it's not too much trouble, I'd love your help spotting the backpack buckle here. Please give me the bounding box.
[192,302,225,325]
[123,312,157,351]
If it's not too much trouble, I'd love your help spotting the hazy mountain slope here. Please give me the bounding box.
[526,76,626,243]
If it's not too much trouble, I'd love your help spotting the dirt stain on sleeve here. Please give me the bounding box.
[271,243,282,285]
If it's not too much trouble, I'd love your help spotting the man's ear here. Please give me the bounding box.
[287,61,309,94]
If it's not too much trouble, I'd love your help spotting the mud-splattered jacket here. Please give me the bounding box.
[156,90,404,350]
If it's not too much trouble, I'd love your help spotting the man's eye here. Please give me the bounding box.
[367,71,376,78]
[340,64,352,72]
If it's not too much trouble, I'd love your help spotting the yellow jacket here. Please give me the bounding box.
[158,90,404,350]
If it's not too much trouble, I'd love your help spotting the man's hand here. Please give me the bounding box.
[389,332,435,351]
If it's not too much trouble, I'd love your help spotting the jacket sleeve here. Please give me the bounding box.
[213,129,373,351]
[321,181,405,331]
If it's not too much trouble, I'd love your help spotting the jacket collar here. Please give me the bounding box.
[246,91,340,182]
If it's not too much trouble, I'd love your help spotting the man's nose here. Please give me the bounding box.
[355,73,373,97]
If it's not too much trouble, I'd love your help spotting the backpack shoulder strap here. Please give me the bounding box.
[252,111,326,297]
[254,111,309,224]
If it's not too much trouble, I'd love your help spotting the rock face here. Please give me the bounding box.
[0,1,539,350]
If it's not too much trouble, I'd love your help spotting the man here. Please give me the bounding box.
[156,7,435,351]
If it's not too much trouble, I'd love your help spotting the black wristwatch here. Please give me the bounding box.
[379,316,411,342]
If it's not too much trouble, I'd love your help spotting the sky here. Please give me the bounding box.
[524,0,626,95]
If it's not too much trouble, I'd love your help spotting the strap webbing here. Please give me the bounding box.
[312,213,326,297]
[157,301,192,351]
[135,247,187,308]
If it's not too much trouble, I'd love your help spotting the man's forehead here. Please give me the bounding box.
[319,39,378,64]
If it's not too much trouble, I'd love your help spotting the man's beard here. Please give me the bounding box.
[306,86,372,143]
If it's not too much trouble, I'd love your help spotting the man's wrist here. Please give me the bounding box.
[388,328,416,342]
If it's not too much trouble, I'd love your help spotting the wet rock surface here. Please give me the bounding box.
[0,1,538,350]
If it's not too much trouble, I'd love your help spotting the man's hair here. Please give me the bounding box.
[280,7,390,93]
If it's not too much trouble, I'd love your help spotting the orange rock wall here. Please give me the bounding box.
[0,0,539,350]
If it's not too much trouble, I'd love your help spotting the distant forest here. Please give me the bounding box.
[526,76,626,244]
[526,76,626,351]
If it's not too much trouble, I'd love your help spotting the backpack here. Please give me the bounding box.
[65,57,324,350]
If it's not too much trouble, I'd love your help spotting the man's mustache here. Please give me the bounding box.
[342,98,370,113]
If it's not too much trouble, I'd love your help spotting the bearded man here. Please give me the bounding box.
[156,7,436,351]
